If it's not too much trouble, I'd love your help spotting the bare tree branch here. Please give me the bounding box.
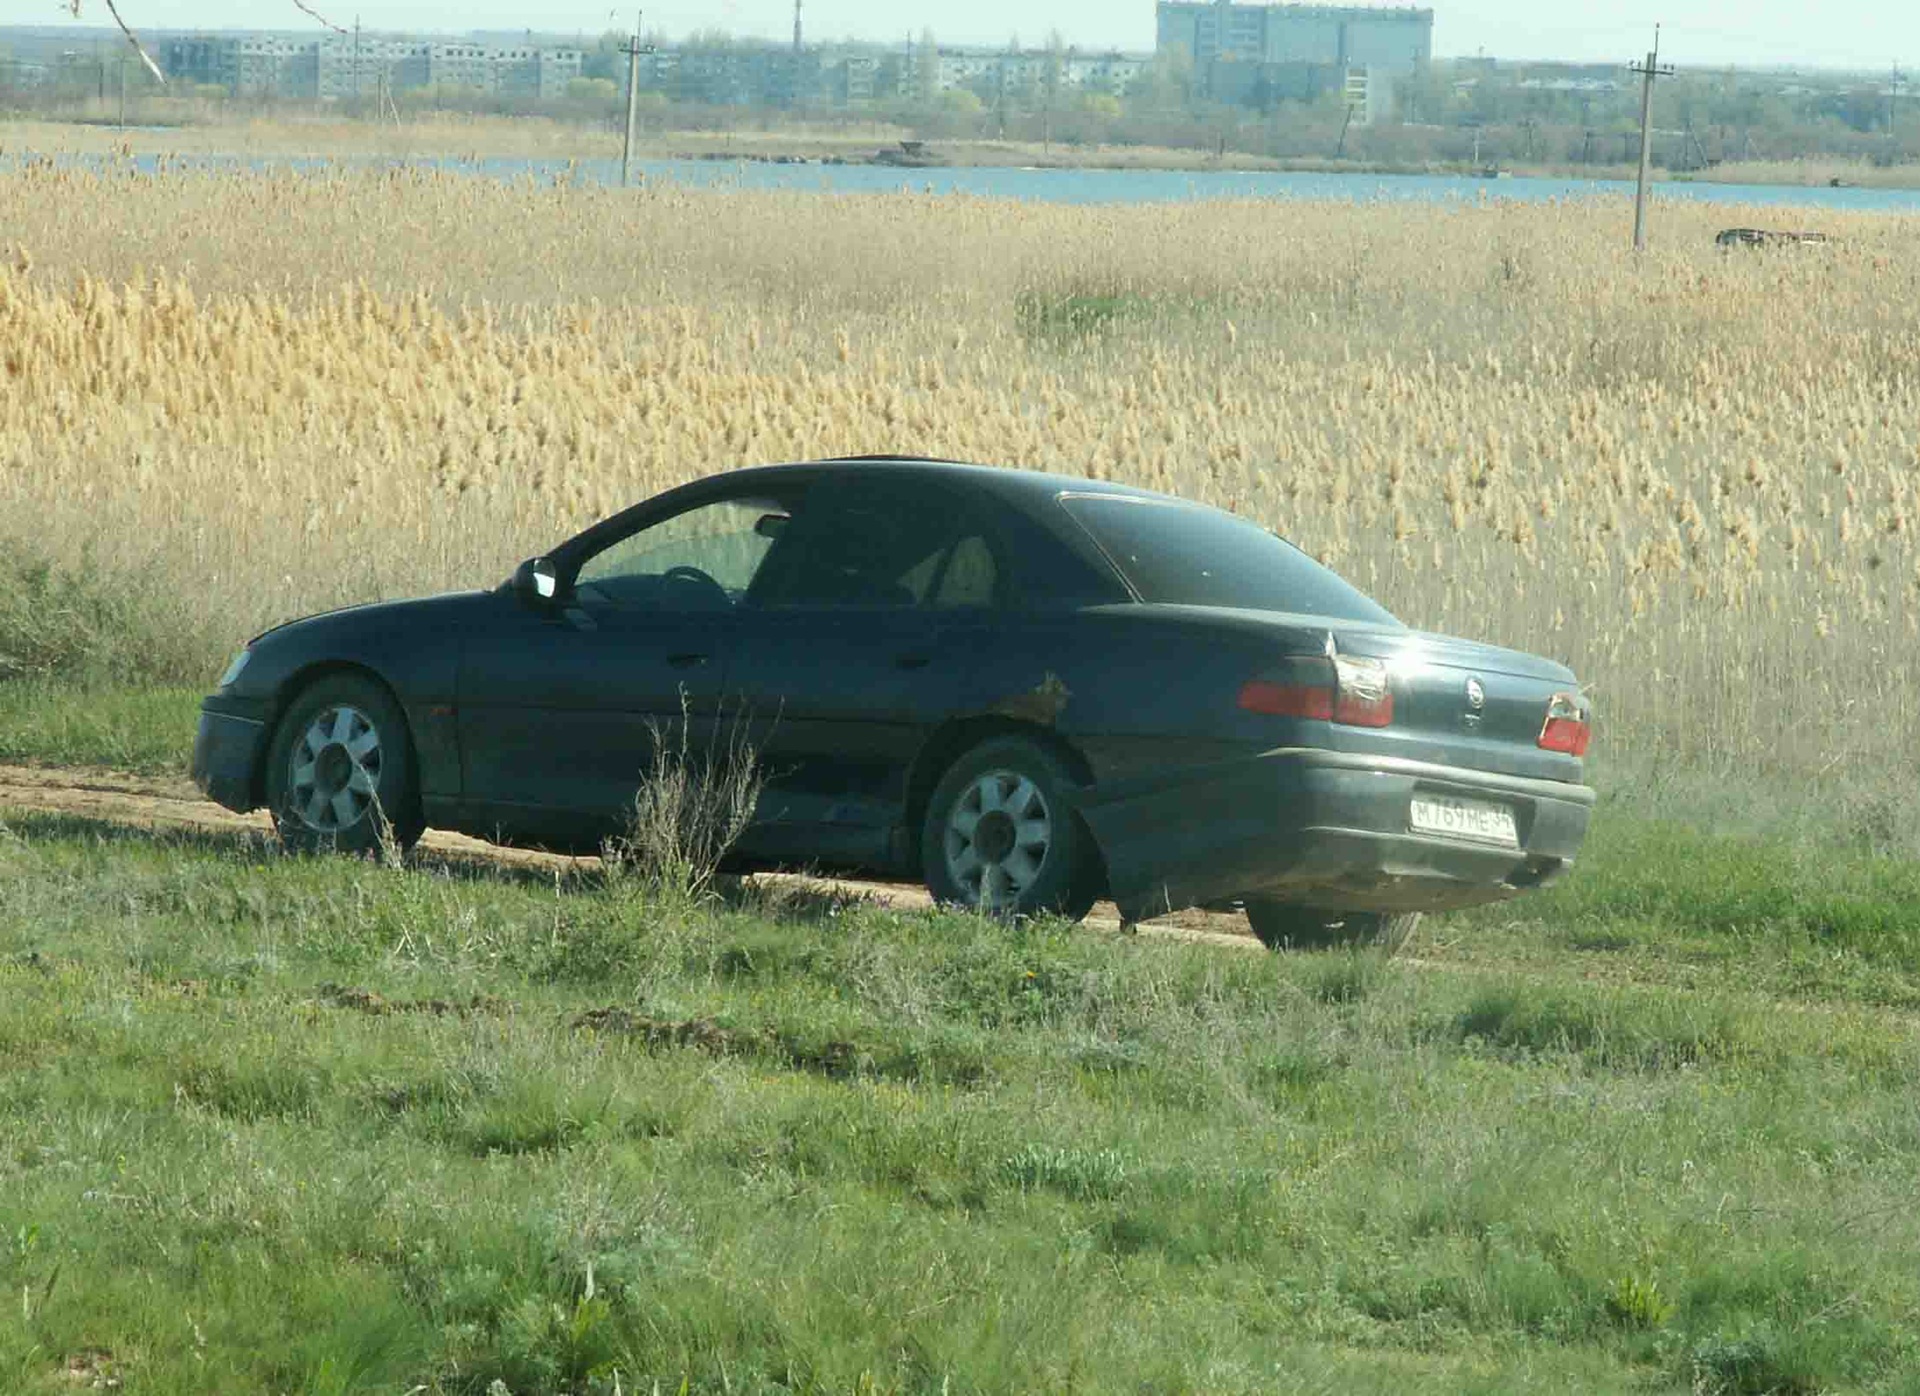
[68,0,353,88]
[290,0,353,37]
[97,0,169,85]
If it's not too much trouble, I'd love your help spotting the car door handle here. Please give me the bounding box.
[895,653,933,671]
[667,653,710,669]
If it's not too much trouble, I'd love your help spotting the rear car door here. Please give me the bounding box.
[727,479,1008,866]
[456,493,789,844]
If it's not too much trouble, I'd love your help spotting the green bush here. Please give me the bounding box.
[0,541,223,688]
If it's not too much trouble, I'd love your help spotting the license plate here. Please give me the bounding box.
[1410,794,1519,847]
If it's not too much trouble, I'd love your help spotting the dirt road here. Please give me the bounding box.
[0,762,1257,950]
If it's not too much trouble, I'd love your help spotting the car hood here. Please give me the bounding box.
[250,590,492,647]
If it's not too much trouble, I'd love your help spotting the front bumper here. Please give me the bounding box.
[190,702,268,813]
[1081,747,1595,922]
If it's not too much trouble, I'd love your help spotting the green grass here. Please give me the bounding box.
[0,536,219,774]
[1441,811,1920,1013]
[0,541,225,691]
[0,680,200,773]
[1013,281,1181,346]
[3,811,1920,1392]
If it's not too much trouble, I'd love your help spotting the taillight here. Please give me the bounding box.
[1237,678,1334,720]
[1539,692,1592,757]
[1331,655,1394,727]
[1239,656,1394,728]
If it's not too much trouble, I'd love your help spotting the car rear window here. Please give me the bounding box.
[1060,494,1400,625]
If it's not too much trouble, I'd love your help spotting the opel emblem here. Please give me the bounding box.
[1466,678,1486,711]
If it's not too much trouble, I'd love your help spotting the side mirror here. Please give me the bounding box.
[754,513,791,540]
[512,557,561,608]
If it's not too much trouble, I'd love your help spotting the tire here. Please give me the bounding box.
[920,736,1101,923]
[264,674,423,857]
[1243,899,1421,956]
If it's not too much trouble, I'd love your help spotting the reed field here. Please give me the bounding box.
[4,158,1920,813]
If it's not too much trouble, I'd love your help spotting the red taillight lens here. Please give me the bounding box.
[1239,656,1393,728]
[1237,679,1335,719]
[1539,692,1592,757]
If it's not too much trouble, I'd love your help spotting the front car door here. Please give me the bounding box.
[455,487,796,847]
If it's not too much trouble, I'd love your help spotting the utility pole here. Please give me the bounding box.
[1630,26,1675,253]
[791,0,805,110]
[118,52,126,130]
[620,12,655,188]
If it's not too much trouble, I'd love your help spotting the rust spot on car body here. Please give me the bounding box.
[994,672,1073,726]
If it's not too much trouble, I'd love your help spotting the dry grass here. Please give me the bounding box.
[0,112,623,161]
[3,158,1918,797]
[1693,157,1920,190]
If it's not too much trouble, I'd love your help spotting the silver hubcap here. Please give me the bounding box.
[287,705,383,834]
[944,769,1053,913]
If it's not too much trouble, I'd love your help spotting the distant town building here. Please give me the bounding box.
[156,28,1144,112]
[932,49,1148,99]
[163,32,579,102]
[316,37,428,102]
[1155,1,1433,121]
[236,36,320,100]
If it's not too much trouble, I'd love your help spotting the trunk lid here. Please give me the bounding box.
[1329,625,1586,780]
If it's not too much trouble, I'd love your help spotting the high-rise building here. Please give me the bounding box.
[1155,1,1433,120]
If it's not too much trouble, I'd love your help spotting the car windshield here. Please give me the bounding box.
[1060,494,1400,625]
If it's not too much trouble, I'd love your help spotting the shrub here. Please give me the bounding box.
[601,696,762,902]
[0,541,220,688]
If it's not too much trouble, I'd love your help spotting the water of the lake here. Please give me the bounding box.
[18,147,1920,212]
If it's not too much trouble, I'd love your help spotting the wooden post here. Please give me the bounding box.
[621,12,651,188]
[1630,28,1675,253]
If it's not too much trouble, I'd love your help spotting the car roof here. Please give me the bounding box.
[550,455,1188,577]
[726,456,1173,508]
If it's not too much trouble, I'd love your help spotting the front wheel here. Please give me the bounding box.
[1243,900,1421,956]
[264,674,423,856]
[920,736,1101,923]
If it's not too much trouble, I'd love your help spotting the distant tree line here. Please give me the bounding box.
[3,17,1914,172]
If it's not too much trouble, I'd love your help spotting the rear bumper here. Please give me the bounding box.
[1081,747,1594,921]
[190,704,267,813]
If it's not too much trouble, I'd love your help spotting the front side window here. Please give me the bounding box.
[574,497,787,611]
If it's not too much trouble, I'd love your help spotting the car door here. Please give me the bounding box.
[727,479,1007,866]
[456,492,789,845]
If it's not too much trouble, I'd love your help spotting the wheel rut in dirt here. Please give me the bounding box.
[0,762,1258,950]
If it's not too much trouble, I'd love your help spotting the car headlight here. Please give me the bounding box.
[217,649,252,690]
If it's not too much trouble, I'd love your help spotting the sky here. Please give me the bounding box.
[35,0,1920,71]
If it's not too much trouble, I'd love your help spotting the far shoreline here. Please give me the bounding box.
[7,113,1919,191]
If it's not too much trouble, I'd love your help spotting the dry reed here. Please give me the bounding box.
[5,158,1918,796]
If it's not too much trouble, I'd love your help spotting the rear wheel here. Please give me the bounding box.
[1243,899,1421,956]
[265,674,423,856]
[920,736,1101,923]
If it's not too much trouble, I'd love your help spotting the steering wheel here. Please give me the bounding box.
[661,565,732,608]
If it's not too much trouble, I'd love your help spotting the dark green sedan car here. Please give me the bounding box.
[194,457,1594,949]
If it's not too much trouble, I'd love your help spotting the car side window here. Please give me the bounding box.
[749,488,966,610]
[574,498,787,612]
[931,533,1002,610]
